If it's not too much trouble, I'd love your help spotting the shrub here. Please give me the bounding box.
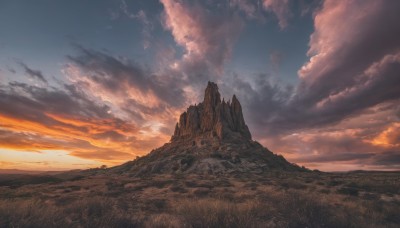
[173,199,264,228]
[337,187,359,196]
[0,197,141,228]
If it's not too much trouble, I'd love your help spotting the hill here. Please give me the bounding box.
[0,83,399,227]
[112,82,304,176]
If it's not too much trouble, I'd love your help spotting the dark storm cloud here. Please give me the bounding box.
[265,55,400,132]
[295,0,400,107]
[1,82,110,120]
[16,61,48,83]
[294,151,400,169]
[0,83,51,124]
[226,75,292,135]
[301,4,400,98]
[371,151,400,166]
[0,81,135,143]
[67,45,186,108]
[64,45,189,148]
[121,98,173,122]
[235,0,400,136]
[294,152,374,163]
[292,151,400,170]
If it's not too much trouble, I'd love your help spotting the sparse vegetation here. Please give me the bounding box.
[0,171,399,227]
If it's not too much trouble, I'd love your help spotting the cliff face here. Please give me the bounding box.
[171,82,251,141]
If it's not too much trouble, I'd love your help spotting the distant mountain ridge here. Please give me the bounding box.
[0,169,63,175]
[112,82,305,176]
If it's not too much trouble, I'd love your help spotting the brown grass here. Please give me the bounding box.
[0,198,140,228]
[174,199,265,228]
[0,171,399,228]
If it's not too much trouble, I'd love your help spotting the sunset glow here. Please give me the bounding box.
[0,0,399,171]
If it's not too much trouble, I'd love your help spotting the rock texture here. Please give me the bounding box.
[171,82,251,141]
[112,82,305,176]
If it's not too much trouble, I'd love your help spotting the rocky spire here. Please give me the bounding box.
[114,82,304,176]
[171,82,252,141]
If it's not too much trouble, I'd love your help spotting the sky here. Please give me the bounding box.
[0,0,399,171]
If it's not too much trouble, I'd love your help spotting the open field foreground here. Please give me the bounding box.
[1,170,399,228]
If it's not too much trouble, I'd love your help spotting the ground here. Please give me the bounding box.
[0,170,399,227]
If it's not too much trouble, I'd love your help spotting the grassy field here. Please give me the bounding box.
[0,170,399,227]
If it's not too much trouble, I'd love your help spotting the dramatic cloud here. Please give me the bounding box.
[370,123,400,148]
[298,0,400,104]
[226,0,400,170]
[1,0,399,171]
[16,61,47,83]
[160,0,244,77]
[371,151,400,167]
[294,0,400,127]
[65,46,186,123]
[242,0,400,133]
[0,80,166,165]
[256,103,400,171]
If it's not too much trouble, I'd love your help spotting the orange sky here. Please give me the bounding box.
[0,92,399,171]
[1,0,400,172]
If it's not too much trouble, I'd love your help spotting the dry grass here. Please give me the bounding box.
[0,171,399,228]
[0,197,141,228]
[173,199,265,228]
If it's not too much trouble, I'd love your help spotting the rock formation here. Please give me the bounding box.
[172,82,251,141]
[112,82,305,176]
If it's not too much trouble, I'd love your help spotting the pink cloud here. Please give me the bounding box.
[239,0,400,170]
[291,0,400,118]
[263,0,291,29]
[160,0,243,76]
[298,0,399,85]
[258,104,400,171]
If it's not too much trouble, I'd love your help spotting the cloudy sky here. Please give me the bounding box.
[0,0,399,171]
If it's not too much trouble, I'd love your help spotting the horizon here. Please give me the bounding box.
[1,0,400,172]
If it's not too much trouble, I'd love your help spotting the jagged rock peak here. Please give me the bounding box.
[171,82,252,141]
[111,83,306,176]
[203,81,221,107]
